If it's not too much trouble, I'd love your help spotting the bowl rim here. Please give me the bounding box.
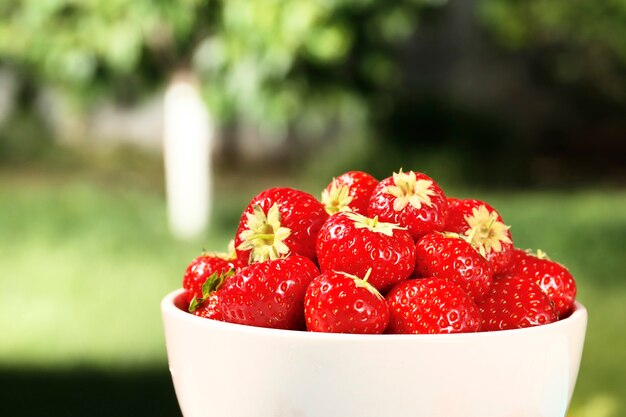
[161,288,587,341]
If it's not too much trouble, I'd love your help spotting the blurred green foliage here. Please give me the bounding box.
[198,0,444,135]
[2,0,625,188]
[479,0,626,103]
[0,0,205,99]
[0,0,444,133]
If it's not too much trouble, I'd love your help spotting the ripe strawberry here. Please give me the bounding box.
[182,251,236,305]
[187,265,234,320]
[414,232,492,301]
[321,171,378,215]
[235,187,328,265]
[478,275,558,331]
[505,249,577,318]
[219,255,320,330]
[192,292,224,321]
[445,198,514,274]
[305,270,389,334]
[386,277,481,334]
[316,211,416,292]
[368,169,447,240]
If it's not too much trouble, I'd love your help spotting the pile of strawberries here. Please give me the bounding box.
[181,170,577,334]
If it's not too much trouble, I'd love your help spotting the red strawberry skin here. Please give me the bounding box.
[445,198,514,274]
[219,255,320,330]
[368,171,447,240]
[235,187,328,265]
[193,291,224,321]
[386,277,481,334]
[321,171,378,215]
[414,232,492,301]
[304,271,389,334]
[316,212,416,292]
[478,275,558,331]
[505,249,577,318]
[445,198,501,233]
[182,255,235,304]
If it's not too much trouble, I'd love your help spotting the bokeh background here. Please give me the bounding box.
[1,1,625,416]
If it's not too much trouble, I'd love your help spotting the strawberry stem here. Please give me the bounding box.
[362,268,373,283]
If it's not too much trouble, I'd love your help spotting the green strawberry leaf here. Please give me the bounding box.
[188,296,200,313]
[200,269,234,299]
[190,269,235,313]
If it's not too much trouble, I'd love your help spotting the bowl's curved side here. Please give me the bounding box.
[566,302,588,404]
[162,290,588,417]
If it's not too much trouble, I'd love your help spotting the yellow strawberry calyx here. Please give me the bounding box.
[345,212,406,237]
[384,169,436,212]
[442,232,485,256]
[321,180,354,215]
[237,203,292,263]
[338,269,384,301]
[463,205,512,256]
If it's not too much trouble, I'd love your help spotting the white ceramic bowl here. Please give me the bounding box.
[162,289,587,417]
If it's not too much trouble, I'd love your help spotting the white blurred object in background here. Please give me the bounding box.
[163,74,213,240]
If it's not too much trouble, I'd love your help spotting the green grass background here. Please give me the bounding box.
[0,167,624,417]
